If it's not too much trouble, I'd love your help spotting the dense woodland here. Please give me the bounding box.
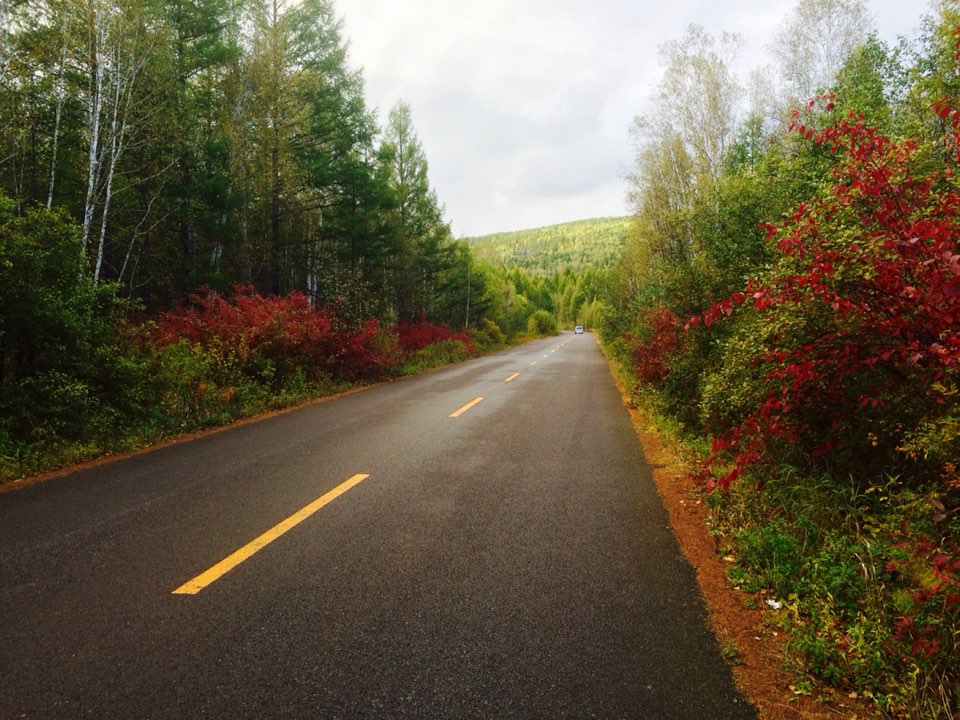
[1,0,475,321]
[602,1,960,716]
[469,216,629,275]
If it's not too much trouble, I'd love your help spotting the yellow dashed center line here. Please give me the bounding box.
[172,473,370,595]
[504,372,520,382]
[529,361,537,366]
[450,397,484,418]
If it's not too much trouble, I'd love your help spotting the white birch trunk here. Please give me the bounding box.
[95,40,135,286]
[0,0,14,89]
[93,61,121,285]
[47,34,69,209]
[81,5,107,259]
[85,1,147,285]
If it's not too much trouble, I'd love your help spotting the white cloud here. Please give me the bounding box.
[338,0,934,237]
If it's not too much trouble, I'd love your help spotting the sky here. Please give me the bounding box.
[336,0,935,238]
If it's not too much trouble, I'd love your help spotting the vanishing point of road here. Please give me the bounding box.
[0,333,757,719]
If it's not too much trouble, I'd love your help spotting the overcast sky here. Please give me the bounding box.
[337,0,933,237]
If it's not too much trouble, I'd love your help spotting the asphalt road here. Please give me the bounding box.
[0,333,757,719]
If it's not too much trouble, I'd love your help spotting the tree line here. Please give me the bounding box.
[1,0,609,341]
[1,0,483,323]
[600,1,959,716]
[469,216,630,275]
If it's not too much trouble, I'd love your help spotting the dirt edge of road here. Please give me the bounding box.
[605,359,870,720]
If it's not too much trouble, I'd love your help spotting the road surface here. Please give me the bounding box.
[0,333,757,719]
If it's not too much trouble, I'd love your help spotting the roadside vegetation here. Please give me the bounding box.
[600,3,959,717]
[0,240,502,480]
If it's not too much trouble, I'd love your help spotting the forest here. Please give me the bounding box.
[467,218,617,338]
[468,216,630,275]
[1,0,474,320]
[601,1,959,717]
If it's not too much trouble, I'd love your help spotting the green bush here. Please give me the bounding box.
[468,317,507,350]
[526,309,558,336]
[710,467,959,717]
[400,338,472,374]
[0,197,130,475]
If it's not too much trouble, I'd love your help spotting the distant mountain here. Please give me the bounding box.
[466,216,630,274]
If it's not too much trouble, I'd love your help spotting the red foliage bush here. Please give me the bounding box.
[152,285,398,381]
[693,101,960,492]
[396,321,475,355]
[154,285,327,357]
[625,306,681,386]
[331,318,400,381]
[150,290,482,384]
[890,538,960,661]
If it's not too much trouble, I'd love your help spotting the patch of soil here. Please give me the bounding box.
[610,375,871,718]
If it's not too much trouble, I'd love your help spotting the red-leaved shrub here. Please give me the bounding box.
[693,102,960,492]
[152,285,398,382]
[396,321,475,355]
[625,306,681,386]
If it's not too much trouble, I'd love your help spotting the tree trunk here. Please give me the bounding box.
[47,33,69,209]
[81,7,106,261]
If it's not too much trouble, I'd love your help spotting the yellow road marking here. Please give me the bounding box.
[172,473,370,595]
[542,354,549,358]
[529,361,537,366]
[449,396,484,417]
[504,372,520,382]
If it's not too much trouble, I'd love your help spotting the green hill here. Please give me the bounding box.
[466,216,630,274]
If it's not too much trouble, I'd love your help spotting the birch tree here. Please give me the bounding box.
[79,0,151,284]
[47,22,70,209]
[80,0,108,255]
[654,24,743,188]
[0,1,84,214]
[771,0,872,104]
[627,25,742,265]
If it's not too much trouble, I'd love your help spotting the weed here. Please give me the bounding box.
[721,640,744,665]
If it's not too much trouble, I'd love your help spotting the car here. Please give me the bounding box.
[574,325,584,334]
